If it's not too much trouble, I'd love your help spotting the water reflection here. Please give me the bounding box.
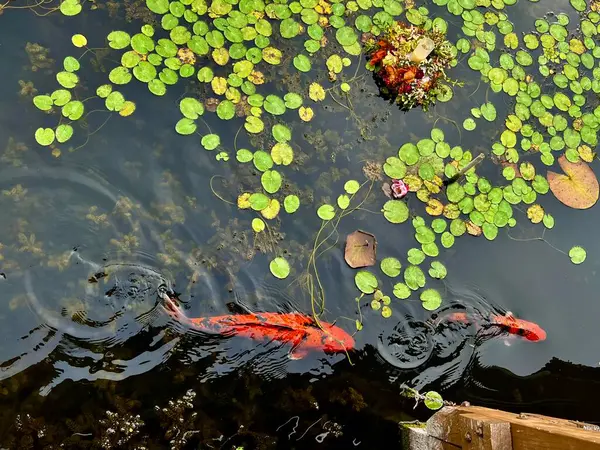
[376,283,548,392]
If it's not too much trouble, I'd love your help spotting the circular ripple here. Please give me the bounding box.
[377,317,435,370]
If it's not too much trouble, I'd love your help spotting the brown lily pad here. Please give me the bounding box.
[345,230,377,268]
[547,155,599,209]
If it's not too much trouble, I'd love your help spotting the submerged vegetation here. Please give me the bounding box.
[22,0,599,331]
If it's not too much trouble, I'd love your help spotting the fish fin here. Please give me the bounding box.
[288,346,309,360]
[287,332,309,360]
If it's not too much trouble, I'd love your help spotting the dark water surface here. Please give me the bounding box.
[2,0,600,447]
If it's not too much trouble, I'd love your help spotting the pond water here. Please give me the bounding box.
[2,0,600,446]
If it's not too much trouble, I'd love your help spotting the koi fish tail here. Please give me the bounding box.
[160,293,192,324]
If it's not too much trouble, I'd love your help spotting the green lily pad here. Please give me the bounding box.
[393,283,411,299]
[216,100,235,120]
[33,95,53,111]
[336,26,357,46]
[62,100,84,120]
[404,265,426,291]
[428,261,447,279]
[272,124,291,143]
[60,0,82,16]
[263,95,286,115]
[317,204,335,220]
[56,71,79,89]
[109,66,132,85]
[420,289,442,311]
[381,257,401,277]
[284,195,300,213]
[270,257,290,279]
[261,170,282,194]
[201,134,220,150]
[175,118,197,135]
[245,116,265,134]
[355,271,378,294]
[108,31,131,49]
[147,0,169,14]
[569,246,586,264]
[180,97,204,119]
[55,124,74,143]
[34,128,55,146]
[105,91,125,111]
[382,200,409,224]
[293,54,311,72]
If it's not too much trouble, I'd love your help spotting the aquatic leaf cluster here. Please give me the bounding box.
[28,0,597,333]
[338,0,598,321]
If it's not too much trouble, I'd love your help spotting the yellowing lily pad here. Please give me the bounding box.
[309,82,326,101]
[260,198,280,219]
[299,106,314,121]
[547,155,599,209]
[237,192,251,209]
[527,204,544,224]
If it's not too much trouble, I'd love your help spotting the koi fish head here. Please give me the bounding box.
[491,313,547,342]
[305,322,355,354]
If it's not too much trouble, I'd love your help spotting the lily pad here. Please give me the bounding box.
[180,97,204,119]
[34,128,55,146]
[569,246,586,264]
[55,124,74,143]
[428,261,447,279]
[284,195,300,213]
[108,31,131,49]
[382,200,409,224]
[345,230,377,269]
[272,124,291,143]
[201,134,220,150]
[175,118,196,135]
[354,271,378,294]
[261,170,282,194]
[547,155,599,209]
[317,204,335,220]
[270,257,290,279]
[404,265,426,291]
[381,257,401,277]
[33,95,53,111]
[271,142,294,165]
[420,289,442,311]
[57,72,79,89]
[393,283,411,299]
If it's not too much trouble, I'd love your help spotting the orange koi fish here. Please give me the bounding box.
[445,311,546,342]
[162,296,355,359]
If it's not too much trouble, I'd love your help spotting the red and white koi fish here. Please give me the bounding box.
[162,295,355,359]
[444,311,546,342]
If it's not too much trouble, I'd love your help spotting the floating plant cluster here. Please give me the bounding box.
[365,21,457,110]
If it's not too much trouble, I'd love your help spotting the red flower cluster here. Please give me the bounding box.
[369,38,430,97]
[364,22,456,111]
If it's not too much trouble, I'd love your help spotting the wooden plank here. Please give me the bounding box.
[405,425,461,450]
[459,413,512,450]
[426,406,463,445]
[460,407,600,449]
[422,406,600,450]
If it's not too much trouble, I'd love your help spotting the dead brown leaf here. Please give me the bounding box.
[344,230,377,268]
[547,155,599,209]
[466,220,482,236]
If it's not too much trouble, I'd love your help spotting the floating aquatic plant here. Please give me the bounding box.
[364,21,458,111]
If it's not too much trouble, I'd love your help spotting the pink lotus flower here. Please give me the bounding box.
[391,179,409,199]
